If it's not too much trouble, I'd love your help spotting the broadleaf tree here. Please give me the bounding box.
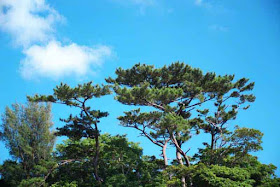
[50,134,165,186]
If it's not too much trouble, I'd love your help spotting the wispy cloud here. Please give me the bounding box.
[195,1,229,30]
[209,24,229,32]
[194,0,203,6]
[0,0,112,80]
[194,0,213,9]
[194,0,229,15]
[130,0,154,6]
[113,0,155,6]
[111,0,155,15]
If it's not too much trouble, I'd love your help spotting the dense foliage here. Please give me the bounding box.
[0,102,55,186]
[0,62,279,186]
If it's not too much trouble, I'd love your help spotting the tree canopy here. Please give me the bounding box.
[106,62,257,186]
[0,62,279,187]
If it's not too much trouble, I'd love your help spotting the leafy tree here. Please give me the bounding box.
[28,82,111,184]
[162,160,279,187]
[49,134,165,186]
[193,127,279,187]
[194,126,263,166]
[190,163,254,187]
[229,127,263,154]
[240,155,280,187]
[0,101,55,186]
[0,160,24,186]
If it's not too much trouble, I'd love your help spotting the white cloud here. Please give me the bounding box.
[0,0,112,80]
[20,41,112,79]
[0,0,62,47]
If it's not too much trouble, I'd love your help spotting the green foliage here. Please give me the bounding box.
[51,181,78,187]
[0,102,55,186]
[1,62,278,187]
[28,81,111,183]
[28,82,111,141]
[107,62,256,169]
[233,155,280,187]
[51,134,165,186]
[0,160,24,186]
[193,128,279,187]
[190,164,254,187]
[162,163,278,187]
[19,177,45,187]
[1,102,54,161]
[29,82,111,103]
[194,126,264,166]
[230,126,263,154]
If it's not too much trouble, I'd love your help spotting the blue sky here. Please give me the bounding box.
[0,0,280,175]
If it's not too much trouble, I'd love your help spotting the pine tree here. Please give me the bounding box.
[28,81,111,184]
[106,62,255,186]
[196,77,255,151]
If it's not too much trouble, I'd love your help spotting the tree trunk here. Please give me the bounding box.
[176,149,186,187]
[210,131,216,165]
[211,131,215,150]
[169,132,192,187]
[93,123,102,183]
[83,105,103,183]
[162,140,168,166]
[170,133,190,166]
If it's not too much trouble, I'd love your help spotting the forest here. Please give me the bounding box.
[0,62,279,187]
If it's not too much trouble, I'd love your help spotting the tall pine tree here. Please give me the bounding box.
[28,81,111,184]
[106,62,255,186]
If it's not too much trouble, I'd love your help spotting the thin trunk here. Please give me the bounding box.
[82,102,102,183]
[170,133,190,166]
[210,131,216,165]
[176,149,186,187]
[211,131,215,150]
[134,125,170,167]
[162,140,168,166]
[175,132,187,187]
[93,122,102,183]
[169,131,192,187]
